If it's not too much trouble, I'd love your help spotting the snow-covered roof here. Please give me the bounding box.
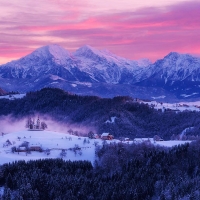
[101,133,110,137]
[19,147,26,150]
[134,138,154,142]
[29,144,41,148]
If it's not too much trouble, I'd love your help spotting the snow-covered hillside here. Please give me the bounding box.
[141,99,200,112]
[0,130,98,165]
[0,94,25,100]
[0,130,191,165]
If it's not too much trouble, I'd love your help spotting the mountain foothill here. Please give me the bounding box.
[1,87,200,140]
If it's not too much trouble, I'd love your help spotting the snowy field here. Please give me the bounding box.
[0,94,25,100]
[142,100,200,112]
[0,130,101,165]
[0,130,192,165]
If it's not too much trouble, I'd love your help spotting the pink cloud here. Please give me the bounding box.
[44,1,200,60]
[0,1,200,64]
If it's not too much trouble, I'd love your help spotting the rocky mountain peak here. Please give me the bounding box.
[74,45,101,57]
[29,44,71,62]
[164,52,180,59]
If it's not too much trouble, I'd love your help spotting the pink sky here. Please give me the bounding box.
[0,0,200,64]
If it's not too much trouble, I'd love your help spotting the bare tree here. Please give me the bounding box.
[25,117,32,129]
[41,122,47,130]
[88,131,95,139]
[68,129,73,135]
[74,131,79,136]
[60,149,67,158]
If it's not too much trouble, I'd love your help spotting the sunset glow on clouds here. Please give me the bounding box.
[0,0,200,64]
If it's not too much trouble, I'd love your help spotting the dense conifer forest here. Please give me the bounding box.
[0,88,200,139]
[1,141,200,199]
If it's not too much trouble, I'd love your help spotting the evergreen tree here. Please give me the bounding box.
[5,173,13,190]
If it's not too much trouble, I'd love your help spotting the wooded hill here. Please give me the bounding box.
[1,140,200,199]
[0,87,200,139]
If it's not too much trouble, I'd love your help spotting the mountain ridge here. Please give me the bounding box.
[0,44,200,101]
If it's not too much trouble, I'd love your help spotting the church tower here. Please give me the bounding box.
[36,117,40,129]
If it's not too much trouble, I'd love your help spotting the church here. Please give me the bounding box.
[28,117,44,131]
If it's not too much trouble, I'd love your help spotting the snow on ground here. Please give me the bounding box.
[156,140,191,147]
[105,116,117,123]
[133,138,191,147]
[151,95,166,99]
[142,100,200,112]
[0,130,192,166]
[0,94,25,100]
[0,130,100,165]
[180,93,199,98]
[0,187,4,196]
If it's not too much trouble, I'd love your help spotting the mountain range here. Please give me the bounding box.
[0,44,200,102]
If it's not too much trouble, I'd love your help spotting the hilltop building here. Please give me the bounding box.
[27,117,46,131]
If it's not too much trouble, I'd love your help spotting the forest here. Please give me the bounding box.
[1,140,200,199]
[0,87,200,139]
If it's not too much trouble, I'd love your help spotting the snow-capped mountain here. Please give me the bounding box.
[136,52,200,99]
[0,44,200,101]
[0,44,149,83]
[140,52,200,82]
[73,45,151,84]
[0,45,90,81]
[0,44,151,95]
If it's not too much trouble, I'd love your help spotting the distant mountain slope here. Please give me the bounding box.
[0,44,200,101]
[73,45,151,84]
[136,52,200,99]
[0,44,148,83]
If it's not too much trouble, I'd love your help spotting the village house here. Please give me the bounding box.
[134,138,154,143]
[153,135,164,142]
[93,134,99,139]
[101,133,114,140]
[29,145,42,152]
[119,137,130,142]
[17,146,27,152]
[124,138,130,141]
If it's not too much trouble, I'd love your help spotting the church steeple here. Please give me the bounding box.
[36,116,40,129]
